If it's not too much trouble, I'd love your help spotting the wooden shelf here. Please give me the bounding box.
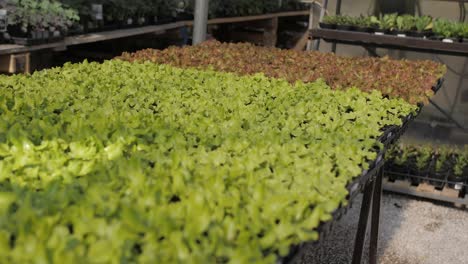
[0,11,309,56]
[310,28,468,56]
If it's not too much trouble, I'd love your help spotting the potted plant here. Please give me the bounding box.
[459,23,468,43]
[433,18,457,42]
[432,146,452,189]
[4,0,79,45]
[385,144,410,181]
[412,15,433,38]
[378,13,397,34]
[335,15,356,31]
[321,15,338,29]
[354,15,379,33]
[447,147,468,190]
[400,145,432,185]
[395,15,415,36]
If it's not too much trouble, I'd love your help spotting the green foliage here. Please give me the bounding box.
[415,15,433,32]
[435,146,452,172]
[389,144,432,170]
[2,0,79,32]
[414,145,432,170]
[0,60,415,263]
[433,18,457,38]
[356,15,380,28]
[380,13,398,30]
[396,15,415,31]
[452,146,468,176]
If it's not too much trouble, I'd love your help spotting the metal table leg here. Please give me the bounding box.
[312,0,329,51]
[369,167,383,264]
[331,0,342,53]
[352,175,375,264]
[352,166,384,264]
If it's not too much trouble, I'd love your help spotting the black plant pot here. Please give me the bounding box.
[176,12,194,21]
[319,22,336,29]
[354,26,374,33]
[423,30,434,38]
[408,155,435,185]
[431,156,452,189]
[385,161,407,181]
[447,157,468,190]
[155,17,176,25]
[429,35,443,41]
[406,30,425,38]
[336,24,355,31]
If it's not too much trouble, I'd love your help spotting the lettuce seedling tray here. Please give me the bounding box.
[279,110,417,263]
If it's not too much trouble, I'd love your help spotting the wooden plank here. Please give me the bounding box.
[65,22,186,46]
[0,11,310,56]
[310,29,468,56]
[206,10,309,25]
[293,31,310,51]
[0,53,30,73]
[383,178,468,207]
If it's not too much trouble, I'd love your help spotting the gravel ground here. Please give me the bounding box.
[291,193,468,264]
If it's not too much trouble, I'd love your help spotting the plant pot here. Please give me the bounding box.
[429,35,443,41]
[408,154,435,185]
[431,155,452,189]
[354,26,374,33]
[423,30,434,38]
[384,161,407,181]
[176,12,193,21]
[447,156,468,190]
[406,30,425,38]
[11,37,34,46]
[335,24,355,31]
[155,17,175,25]
[319,22,336,30]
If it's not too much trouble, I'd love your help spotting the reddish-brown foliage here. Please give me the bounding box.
[119,40,446,104]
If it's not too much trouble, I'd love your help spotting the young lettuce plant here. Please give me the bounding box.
[433,18,456,38]
[396,15,415,32]
[415,15,433,33]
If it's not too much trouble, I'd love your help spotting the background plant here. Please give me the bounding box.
[415,15,432,32]
[2,0,79,33]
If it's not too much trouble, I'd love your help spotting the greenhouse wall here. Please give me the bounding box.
[316,0,467,142]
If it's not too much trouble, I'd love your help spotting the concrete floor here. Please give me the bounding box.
[291,193,468,264]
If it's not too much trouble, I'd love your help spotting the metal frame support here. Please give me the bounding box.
[331,0,342,53]
[312,0,329,50]
[429,99,468,132]
[193,0,209,45]
[352,167,384,264]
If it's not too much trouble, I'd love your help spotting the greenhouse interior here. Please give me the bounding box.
[0,0,467,263]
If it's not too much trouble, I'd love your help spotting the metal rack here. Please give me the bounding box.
[307,1,468,132]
